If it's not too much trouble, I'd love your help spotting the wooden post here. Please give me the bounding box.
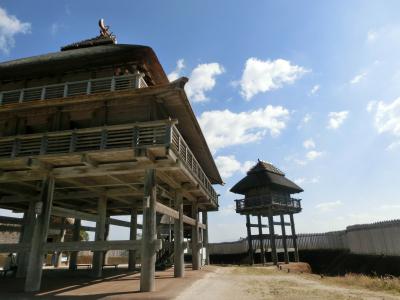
[140,169,157,292]
[69,218,81,270]
[128,208,138,271]
[174,190,184,277]
[191,202,200,270]
[257,215,266,265]
[280,214,289,264]
[290,213,299,262]
[246,214,254,265]
[24,177,55,292]
[55,217,67,267]
[16,200,36,278]
[268,211,278,265]
[202,211,210,265]
[92,195,107,278]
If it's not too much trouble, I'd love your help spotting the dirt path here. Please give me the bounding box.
[174,266,400,300]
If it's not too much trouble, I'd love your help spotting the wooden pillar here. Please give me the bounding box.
[24,176,55,292]
[245,214,254,265]
[55,217,67,267]
[128,208,138,271]
[268,211,278,265]
[191,202,200,270]
[173,190,184,277]
[140,169,157,292]
[202,211,210,265]
[280,214,289,264]
[69,218,81,270]
[257,215,266,265]
[92,195,107,278]
[290,213,299,262]
[16,200,36,278]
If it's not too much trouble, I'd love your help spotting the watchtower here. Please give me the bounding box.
[231,160,303,265]
[0,21,221,292]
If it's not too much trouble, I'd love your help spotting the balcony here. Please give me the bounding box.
[0,73,147,106]
[0,120,218,207]
[235,194,301,214]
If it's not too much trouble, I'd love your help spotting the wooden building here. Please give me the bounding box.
[231,160,302,265]
[0,21,221,292]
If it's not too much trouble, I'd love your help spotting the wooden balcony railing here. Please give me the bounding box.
[0,120,218,206]
[235,194,301,212]
[0,73,147,106]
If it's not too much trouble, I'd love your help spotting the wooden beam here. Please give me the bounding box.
[0,215,23,225]
[0,243,30,253]
[44,240,162,252]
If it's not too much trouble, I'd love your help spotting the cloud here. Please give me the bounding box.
[219,204,236,216]
[367,30,378,43]
[297,113,312,129]
[367,97,400,137]
[198,105,290,153]
[0,6,31,54]
[386,141,400,151]
[310,84,320,95]
[294,177,320,185]
[306,150,323,160]
[350,72,367,84]
[303,138,315,149]
[168,59,185,81]
[185,62,224,102]
[327,111,349,129]
[316,200,342,212]
[239,57,308,100]
[214,155,254,179]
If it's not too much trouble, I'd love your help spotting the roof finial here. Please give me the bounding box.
[98,19,117,43]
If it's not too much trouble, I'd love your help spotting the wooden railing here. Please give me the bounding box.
[0,73,147,106]
[235,194,301,211]
[0,120,218,206]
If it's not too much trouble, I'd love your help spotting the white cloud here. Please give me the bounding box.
[0,6,31,54]
[350,72,367,84]
[297,113,312,129]
[215,155,241,179]
[239,57,308,100]
[386,141,400,151]
[199,105,290,153]
[295,176,320,185]
[368,97,400,137]
[168,59,185,81]
[219,204,236,216]
[316,200,342,212]
[294,178,305,185]
[327,111,349,129]
[185,63,224,102]
[303,138,316,149]
[215,155,255,179]
[306,150,323,160]
[310,84,320,95]
[367,30,378,43]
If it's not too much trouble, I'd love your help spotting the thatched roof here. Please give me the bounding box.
[230,160,303,194]
[0,44,168,85]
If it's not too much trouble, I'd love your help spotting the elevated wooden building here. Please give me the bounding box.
[0,21,221,292]
[231,160,302,265]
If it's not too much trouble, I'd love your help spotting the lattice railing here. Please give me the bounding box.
[0,73,147,106]
[235,195,301,211]
[0,120,218,206]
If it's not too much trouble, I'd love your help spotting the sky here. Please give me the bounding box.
[0,1,400,242]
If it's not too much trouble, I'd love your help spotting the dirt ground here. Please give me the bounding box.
[1,264,399,299]
[175,265,400,300]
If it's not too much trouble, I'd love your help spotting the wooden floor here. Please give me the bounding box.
[0,264,209,299]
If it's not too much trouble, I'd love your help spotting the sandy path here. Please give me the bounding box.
[174,266,400,300]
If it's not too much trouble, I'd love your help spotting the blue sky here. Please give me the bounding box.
[1,1,400,242]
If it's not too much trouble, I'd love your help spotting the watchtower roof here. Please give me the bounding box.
[230,160,303,194]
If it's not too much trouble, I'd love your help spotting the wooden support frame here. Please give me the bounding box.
[174,190,184,277]
[280,214,289,264]
[246,214,254,265]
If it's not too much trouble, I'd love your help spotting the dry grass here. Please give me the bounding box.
[232,266,276,276]
[322,273,400,295]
